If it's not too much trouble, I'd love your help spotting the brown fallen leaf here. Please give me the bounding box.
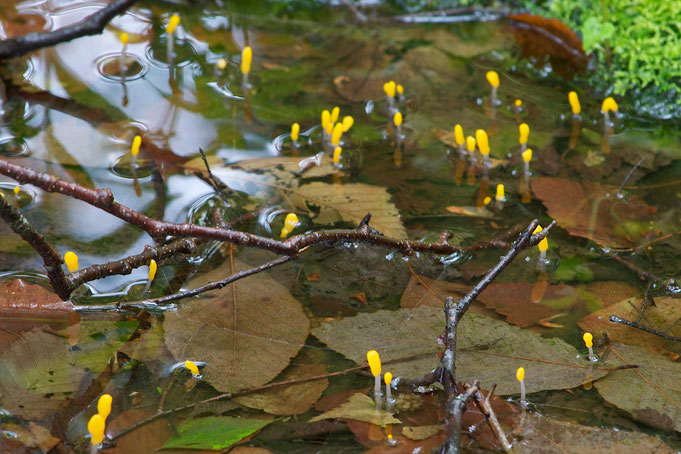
[107,409,172,454]
[532,176,657,248]
[352,292,368,304]
[310,393,400,426]
[445,205,495,218]
[2,422,59,453]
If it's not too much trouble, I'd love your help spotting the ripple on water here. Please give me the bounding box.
[146,38,197,68]
[0,183,39,209]
[109,154,155,179]
[0,135,29,157]
[95,53,148,82]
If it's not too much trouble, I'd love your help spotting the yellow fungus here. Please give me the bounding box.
[454,124,464,146]
[241,46,252,75]
[291,123,300,142]
[148,259,157,282]
[383,81,396,98]
[483,196,491,206]
[284,213,299,233]
[466,136,476,153]
[64,251,79,272]
[321,110,331,129]
[601,97,618,113]
[514,99,522,107]
[331,122,344,146]
[165,14,180,34]
[216,58,227,70]
[330,106,340,124]
[120,32,129,45]
[583,332,593,349]
[185,360,200,376]
[97,394,112,420]
[280,227,290,238]
[516,367,525,382]
[495,184,505,202]
[522,148,532,163]
[384,372,393,385]
[13,186,19,195]
[324,122,334,136]
[568,91,581,115]
[333,146,342,164]
[486,70,499,88]
[475,129,490,156]
[393,112,403,127]
[533,225,548,253]
[342,115,354,132]
[396,84,404,95]
[366,350,381,376]
[87,414,105,445]
[519,123,530,144]
[131,135,142,156]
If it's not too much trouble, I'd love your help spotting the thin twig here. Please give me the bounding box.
[609,315,681,342]
[602,248,672,288]
[448,380,480,451]
[473,387,512,452]
[198,148,230,203]
[0,0,139,60]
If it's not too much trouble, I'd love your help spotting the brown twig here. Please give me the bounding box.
[601,248,671,287]
[448,380,480,450]
[609,315,681,342]
[0,0,139,60]
[473,386,512,452]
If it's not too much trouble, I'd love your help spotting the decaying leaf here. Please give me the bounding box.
[312,307,609,395]
[310,393,400,426]
[532,177,657,248]
[402,425,444,441]
[164,260,309,393]
[579,297,681,355]
[2,422,59,453]
[595,343,681,432]
[107,409,172,454]
[445,205,495,218]
[161,416,272,450]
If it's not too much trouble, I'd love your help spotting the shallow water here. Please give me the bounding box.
[2,1,681,452]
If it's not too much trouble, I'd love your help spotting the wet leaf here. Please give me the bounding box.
[579,297,681,355]
[164,260,309,393]
[2,422,59,453]
[512,412,673,452]
[532,177,657,247]
[0,328,87,419]
[595,343,681,432]
[312,307,609,395]
[161,416,272,450]
[445,205,495,218]
[402,425,443,440]
[310,393,400,426]
[234,349,328,416]
[107,409,172,454]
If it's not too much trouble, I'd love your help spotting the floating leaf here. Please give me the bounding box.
[595,343,681,432]
[532,177,657,248]
[164,260,309,393]
[445,205,495,218]
[579,297,681,355]
[107,409,172,454]
[234,349,328,416]
[310,393,400,426]
[2,422,59,453]
[512,412,673,453]
[402,425,443,441]
[161,416,272,450]
[312,307,609,395]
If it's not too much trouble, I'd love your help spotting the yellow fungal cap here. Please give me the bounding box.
[13,186,19,195]
[97,394,112,420]
[131,135,142,156]
[454,124,464,146]
[185,360,200,376]
[514,99,522,107]
[331,122,344,146]
[321,110,331,129]
[148,259,157,282]
[384,371,393,385]
[483,196,491,206]
[475,129,489,156]
[533,225,548,253]
[216,58,227,70]
[602,97,618,113]
[87,414,105,445]
[333,146,342,164]
[486,70,499,88]
[165,14,180,34]
[342,115,354,132]
[383,80,396,98]
[325,122,334,135]
[330,106,340,124]
[495,184,505,201]
[519,123,530,144]
[583,332,593,349]
[291,123,300,142]
[516,367,525,382]
[120,32,129,45]
[522,148,532,163]
[396,84,404,95]
[241,46,253,75]
[284,212,299,232]
[64,251,79,272]
[568,91,581,115]
[466,136,476,152]
[366,350,381,376]
[393,112,403,127]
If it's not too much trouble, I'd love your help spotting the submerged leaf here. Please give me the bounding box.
[164,260,309,393]
[310,393,400,426]
[161,416,272,450]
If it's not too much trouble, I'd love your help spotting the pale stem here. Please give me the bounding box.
[90,444,99,454]
[374,375,382,398]
[520,142,527,152]
[385,382,393,404]
[144,278,152,293]
[588,346,598,362]
[119,43,128,74]
[167,33,174,62]
[523,161,530,176]
[520,380,526,408]
[242,73,250,90]
[491,86,497,107]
